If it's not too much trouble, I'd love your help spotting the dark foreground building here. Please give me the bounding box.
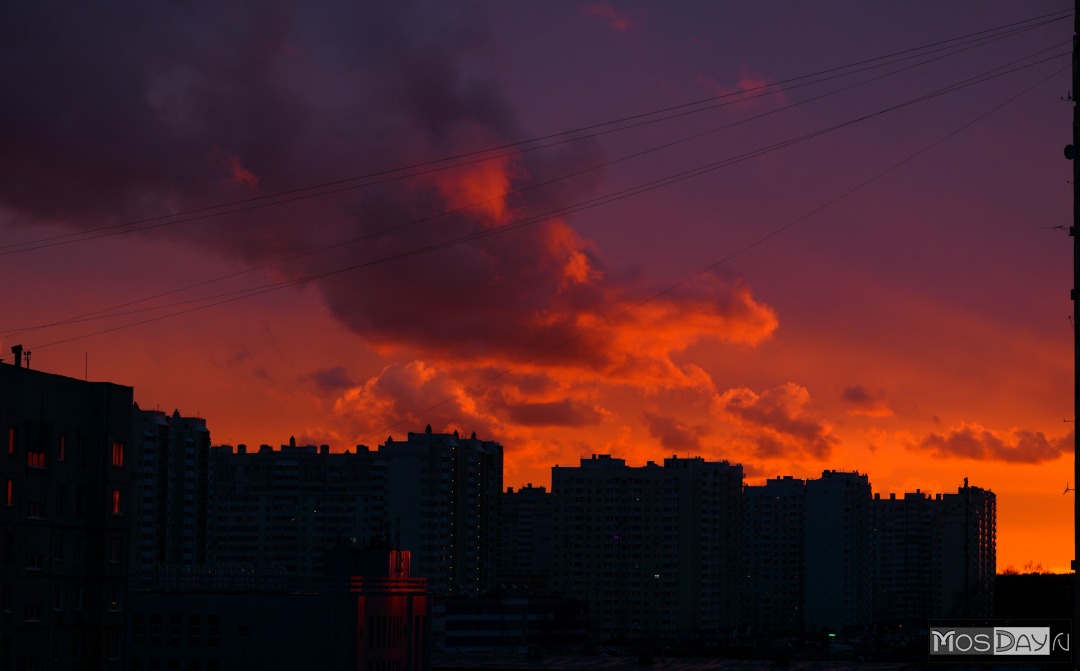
[0,359,134,671]
[127,547,430,671]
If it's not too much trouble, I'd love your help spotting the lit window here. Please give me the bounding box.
[4,480,11,507]
[111,490,122,515]
[108,585,122,612]
[111,442,124,468]
[27,448,44,469]
[58,435,66,462]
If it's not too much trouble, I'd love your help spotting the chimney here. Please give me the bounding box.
[11,345,22,368]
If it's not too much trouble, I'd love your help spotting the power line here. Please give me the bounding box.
[0,8,1068,257]
[361,63,1068,445]
[3,34,1068,339]
[18,50,1068,353]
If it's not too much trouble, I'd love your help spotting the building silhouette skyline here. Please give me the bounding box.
[1,361,1002,669]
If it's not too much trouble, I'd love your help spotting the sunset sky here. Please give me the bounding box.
[1,1,1076,572]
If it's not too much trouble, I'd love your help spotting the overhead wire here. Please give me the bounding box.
[16,46,1069,353]
[0,8,1069,257]
[2,29,1069,339]
[360,64,1070,444]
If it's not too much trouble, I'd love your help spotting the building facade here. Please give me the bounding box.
[0,361,133,670]
[131,408,210,577]
[126,547,429,671]
[380,427,503,596]
[207,440,385,587]
[870,481,997,623]
[743,476,806,633]
[498,484,553,589]
[804,470,872,633]
[551,454,743,639]
[206,427,502,597]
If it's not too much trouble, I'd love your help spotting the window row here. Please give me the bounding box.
[4,428,124,468]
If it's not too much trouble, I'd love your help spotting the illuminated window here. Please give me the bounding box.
[27,448,44,469]
[111,489,122,515]
[108,585,122,612]
[111,442,124,468]
[58,435,66,462]
[4,480,11,507]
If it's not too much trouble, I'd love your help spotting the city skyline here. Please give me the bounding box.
[0,0,1074,575]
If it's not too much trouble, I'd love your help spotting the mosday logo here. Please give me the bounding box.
[928,620,1071,663]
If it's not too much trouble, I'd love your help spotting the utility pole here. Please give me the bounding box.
[1073,1,1080,665]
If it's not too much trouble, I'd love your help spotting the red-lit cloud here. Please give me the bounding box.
[841,384,895,417]
[713,383,838,459]
[332,360,503,442]
[913,423,1071,464]
[642,411,709,451]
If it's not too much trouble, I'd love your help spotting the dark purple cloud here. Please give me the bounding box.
[506,400,602,427]
[840,384,894,417]
[0,1,776,391]
[642,411,707,451]
[308,366,355,393]
[916,424,1071,464]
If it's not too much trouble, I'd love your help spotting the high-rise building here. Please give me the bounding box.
[0,361,133,670]
[207,440,385,587]
[743,476,806,633]
[870,490,936,625]
[131,408,210,577]
[804,470,872,633]
[498,484,553,588]
[380,427,503,596]
[551,454,743,639]
[206,427,502,597]
[871,481,996,622]
[935,481,996,618]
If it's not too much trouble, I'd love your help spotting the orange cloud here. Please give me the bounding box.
[841,384,895,417]
[581,2,634,32]
[332,360,503,441]
[913,422,1071,464]
[713,383,838,460]
[642,411,708,451]
[434,156,516,225]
